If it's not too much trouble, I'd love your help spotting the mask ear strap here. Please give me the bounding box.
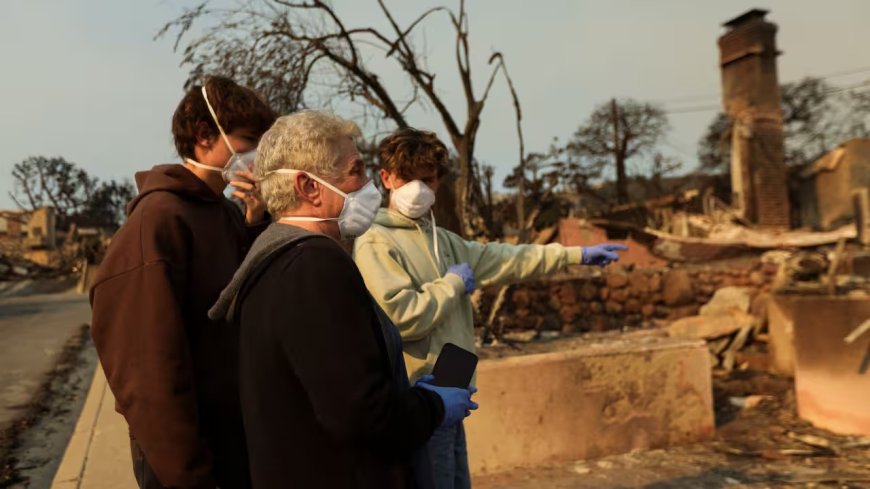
[184,157,223,173]
[267,169,348,198]
[201,84,236,155]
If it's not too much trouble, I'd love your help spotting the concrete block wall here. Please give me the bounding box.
[466,336,714,474]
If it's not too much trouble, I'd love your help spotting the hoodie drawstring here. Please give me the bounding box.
[431,209,441,270]
[412,213,442,277]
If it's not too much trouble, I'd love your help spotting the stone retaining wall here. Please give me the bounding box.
[481,259,777,334]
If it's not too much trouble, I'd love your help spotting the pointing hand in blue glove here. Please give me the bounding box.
[581,243,629,267]
[414,375,479,427]
[446,262,475,294]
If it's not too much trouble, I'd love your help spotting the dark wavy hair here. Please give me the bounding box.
[377,128,450,180]
[171,76,277,159]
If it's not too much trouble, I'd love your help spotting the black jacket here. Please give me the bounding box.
[215,225,443,489]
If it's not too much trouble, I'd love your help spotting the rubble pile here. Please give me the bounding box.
[657,245,870,370]
[665,286,763,370]
[486,224,870,371]
[0,254,60,280]
[772,248,870,296]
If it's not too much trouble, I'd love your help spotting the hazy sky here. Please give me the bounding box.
[2,0,870,209]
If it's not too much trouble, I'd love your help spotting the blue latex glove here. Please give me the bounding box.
[581,243,629,266]
[414,375,479,427]
[446,262,475,294]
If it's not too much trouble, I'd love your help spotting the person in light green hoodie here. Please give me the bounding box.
[353,128,627,489]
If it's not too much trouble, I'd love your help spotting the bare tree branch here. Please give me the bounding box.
[157,0,523,237]
[376,0,461,139]
[385,6,449,57]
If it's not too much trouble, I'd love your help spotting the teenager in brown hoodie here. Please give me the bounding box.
[89,76,276,489]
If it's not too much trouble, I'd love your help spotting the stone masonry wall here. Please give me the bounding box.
[480,258,777,334]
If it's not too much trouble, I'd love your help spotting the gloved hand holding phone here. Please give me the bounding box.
[414,375,478,427]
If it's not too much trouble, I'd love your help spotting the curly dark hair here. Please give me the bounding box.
[377,128,450,180]
[171,76,277,159]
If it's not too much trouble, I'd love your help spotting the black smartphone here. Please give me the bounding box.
[431,343,478,388]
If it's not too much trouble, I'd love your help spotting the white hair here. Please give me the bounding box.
[255,110,362,215]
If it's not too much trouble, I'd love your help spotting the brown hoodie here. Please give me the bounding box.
[90,164,265,488]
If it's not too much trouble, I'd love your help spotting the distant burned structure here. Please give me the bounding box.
[0,210,28,248]
[798,138,870,231]
[718,9,791,230]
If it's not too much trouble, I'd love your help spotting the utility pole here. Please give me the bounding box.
[611,98,628,204]
[483,165,494,235]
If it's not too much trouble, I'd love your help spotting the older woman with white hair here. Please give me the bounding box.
[209,111,477,489]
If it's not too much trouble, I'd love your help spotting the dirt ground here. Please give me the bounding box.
[474,368,870,488]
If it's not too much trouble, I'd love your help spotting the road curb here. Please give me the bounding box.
[50,366,135,488]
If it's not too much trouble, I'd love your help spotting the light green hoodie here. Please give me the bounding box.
[353,208,583,383]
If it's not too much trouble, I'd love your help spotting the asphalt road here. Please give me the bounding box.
[0,291,91,432]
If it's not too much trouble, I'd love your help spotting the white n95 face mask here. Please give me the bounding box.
[268,169,383,239]
[221,150,257,183]
[390,180,436,219]
[184,86,257,183]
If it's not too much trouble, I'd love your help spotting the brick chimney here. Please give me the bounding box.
[718,9,791,229]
